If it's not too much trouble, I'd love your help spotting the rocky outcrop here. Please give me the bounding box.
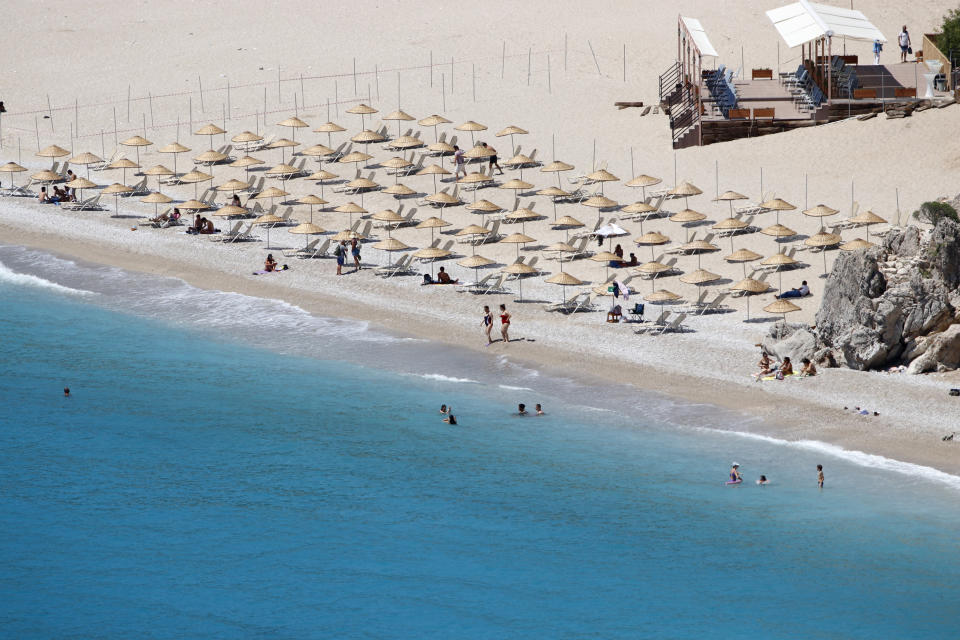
[764,219,960,373]
[761,322,817,363]
[907,324,960,373]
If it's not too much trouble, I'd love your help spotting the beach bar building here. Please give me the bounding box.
[661,1,949,148]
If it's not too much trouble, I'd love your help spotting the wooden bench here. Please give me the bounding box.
[728,108,751,119]
[854,88,878,99]
[752,68,774,80]
[753,107,775,120]
[894,87,917,98]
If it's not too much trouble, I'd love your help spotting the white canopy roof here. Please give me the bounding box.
[681,17,719,57]
[767,0,886,49]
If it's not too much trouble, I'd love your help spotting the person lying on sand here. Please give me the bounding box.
[776,280,810,299]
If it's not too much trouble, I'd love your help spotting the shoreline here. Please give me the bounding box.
[3,205,959,478]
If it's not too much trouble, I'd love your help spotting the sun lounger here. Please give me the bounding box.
[697,293,730,315]
[61,193,104,211]
[654,313,688,335]
[377,253,416,277]
[457,272,495,292]
[634,311,671,333]
[210,221,243,241]
[570,292,599,313]
[223,222,255,243]
[1,180,37,198]
[544,292,585,312]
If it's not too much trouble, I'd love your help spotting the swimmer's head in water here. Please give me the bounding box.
[64,387,70,397]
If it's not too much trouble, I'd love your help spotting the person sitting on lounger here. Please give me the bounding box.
[264,253,278,272]
[777,280,809,299]
[436,266,459,284]
[799,358,817,377]
[231,194,241,207]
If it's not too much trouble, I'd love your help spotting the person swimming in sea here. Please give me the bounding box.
[729,463,742,484]
[443,413,457,425]
[64,387,70,397]
[757,475,769,486]
[440,404,448,414]
[517,403,528,416]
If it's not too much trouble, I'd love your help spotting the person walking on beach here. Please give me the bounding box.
[499,303,511,344]
[334,240,347,275]
[482,142,503,175]
[350,238,361,271]
[453,145,466,178]
[817,464,825,488]
[482,305,494,345]
[898,26,911,63]
[873,39,883,65]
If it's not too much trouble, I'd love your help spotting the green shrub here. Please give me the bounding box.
[940,8,960,64]
[913,201,959,225]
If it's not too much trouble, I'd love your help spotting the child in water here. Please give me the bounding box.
[757,475,769,485]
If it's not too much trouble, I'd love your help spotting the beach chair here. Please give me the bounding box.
[655,313,688,335]
[457,272,494,292]
[635,311,671,333]
[282,238,319,257]
[303,239,333,259]
[210,221,243,241]
[627,302,645,322]
[224,222,255,243]
[61,193,103,211]
[478,274,508,295]
[2,180,37,198]
[570,293,599,313]
[378,254,416,277]
[544,292,585,312]
[565,237,594,261]
[698,293,729,315]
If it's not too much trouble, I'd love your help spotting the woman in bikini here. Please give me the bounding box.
[499,304,511,344]
[264,253,278,272]
[482,305,494,345]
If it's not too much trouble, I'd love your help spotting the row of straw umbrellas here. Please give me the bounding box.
[1,109,887,323]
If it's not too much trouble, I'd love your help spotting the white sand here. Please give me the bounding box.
[2,0,959,473]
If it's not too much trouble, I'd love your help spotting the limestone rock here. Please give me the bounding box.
[761,323,816,363]
[883,225,920,258]
[928,218,960,289]
[907,324,960,373]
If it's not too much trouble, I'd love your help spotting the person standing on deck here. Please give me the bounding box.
[873,40,882,65]
[898,26,911,63]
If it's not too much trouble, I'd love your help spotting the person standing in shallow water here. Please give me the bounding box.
[499,304,511,344]
[817,464,824,488]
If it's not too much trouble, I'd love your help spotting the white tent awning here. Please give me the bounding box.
[766,0,886,49]
[681,17,719,57]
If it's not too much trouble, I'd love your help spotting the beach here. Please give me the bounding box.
[2,0,959,475]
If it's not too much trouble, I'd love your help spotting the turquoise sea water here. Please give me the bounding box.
[1,244,959,639]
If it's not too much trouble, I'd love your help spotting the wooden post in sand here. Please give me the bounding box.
[334,80,339,116]
[375,65,380,102]
[47,94,54,132]
[100,129,105,158]
[548,55,552,94]
[149,92,154,128]
[430,51,433,87]
[527,47,532,86]
[472,63,476,102]
[113,107,118,146]
[278,66,282,104]
[294,94,298,117]
[189,96,193,133]
[35,115,40,151]
[127,85,131,122]
[142,113,146,137]
[227,79,232,119]
[75,98,79,137]
[300,73,305,110]
[198,75,205,112]
[588,41,602,77]
[441,73,446,112]
[353,58,358,95]
[263,87,267,120]
[502,42,506,79]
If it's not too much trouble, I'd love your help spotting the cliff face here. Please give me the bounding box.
[765,220,960,373]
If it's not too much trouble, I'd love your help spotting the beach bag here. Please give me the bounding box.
[775,371,784,380]
[908,46,913,54]
[334,244,343,258]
